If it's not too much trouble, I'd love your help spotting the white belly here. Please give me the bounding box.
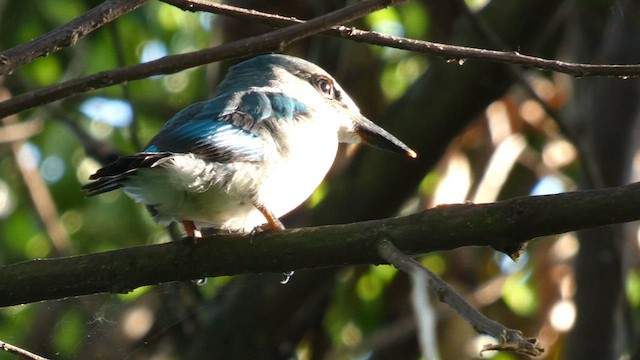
[122,124,339,232]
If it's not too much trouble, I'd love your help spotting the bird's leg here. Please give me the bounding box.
[181,220,202,241]
[253,203,293,284]
[254,204,285,231]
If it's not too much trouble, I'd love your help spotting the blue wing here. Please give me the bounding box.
[82,90,308,196]
[145,91,308,162]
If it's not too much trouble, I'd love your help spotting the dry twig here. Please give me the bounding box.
[162,0,640,77]
[0,339,49,360]
[0,0,148,76]
[377,240,543,357]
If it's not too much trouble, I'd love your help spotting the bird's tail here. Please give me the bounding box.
[81,152,173,196]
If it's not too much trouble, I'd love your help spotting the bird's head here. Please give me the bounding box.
[217,54,417,159]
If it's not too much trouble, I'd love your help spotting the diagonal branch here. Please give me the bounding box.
[377,240,543,357]
[0,339,49,360]
[162,0,640,77]
[1,182,640,307]
[0,0,403,119]
[0,0,149,76]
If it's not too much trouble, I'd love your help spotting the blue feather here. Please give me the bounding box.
[266,93,307,120]
[143,90,308,162]
[232,91,307,121]
[235,92,273,121]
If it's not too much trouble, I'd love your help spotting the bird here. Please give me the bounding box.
[82,54,416,240]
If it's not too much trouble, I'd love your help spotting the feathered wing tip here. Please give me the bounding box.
[81,152,173,197]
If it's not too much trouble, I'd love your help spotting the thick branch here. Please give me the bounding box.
[0,0,402,119]
[162,0,640,77]
[1,183,640,307]
[0,0,149,76]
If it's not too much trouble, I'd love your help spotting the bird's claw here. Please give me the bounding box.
[250,225,265,237]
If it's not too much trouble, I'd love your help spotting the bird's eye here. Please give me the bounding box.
[316,77,334,97]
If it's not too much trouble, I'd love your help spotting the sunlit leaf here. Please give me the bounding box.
[54,310,85,358]
[626,269,640,308]
[502,271,538,317]
[23,56,62,85]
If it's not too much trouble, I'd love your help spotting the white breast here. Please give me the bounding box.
[256,117,339,218]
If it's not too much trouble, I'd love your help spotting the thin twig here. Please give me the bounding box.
[0,339,49,360]
[377,240,543,357]
[454,0,568,136]
[0,0,149,76]
[457,0,556,100]
[161,0,640,77]
[0,0,405,119]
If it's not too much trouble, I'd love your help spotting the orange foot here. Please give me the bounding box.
[254,203,285,231]
[181,220,202,241]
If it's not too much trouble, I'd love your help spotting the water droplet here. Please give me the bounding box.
[458,59,467,65]
[192,278,207,286]
[446,58,458,64]
[620,75,630,80]
[280,271,294,285]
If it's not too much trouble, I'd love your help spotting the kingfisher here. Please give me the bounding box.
[83,54,416,239]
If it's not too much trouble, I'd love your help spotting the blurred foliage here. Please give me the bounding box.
[364,5,430,101]
[0,0,638,359]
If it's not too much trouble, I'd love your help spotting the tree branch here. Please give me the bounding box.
[0,339,49,360]
[0,0,149,76]
[161,0,640,77]
[377,240,542,357]
[0,0,404,119]
[1,182,640,307]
